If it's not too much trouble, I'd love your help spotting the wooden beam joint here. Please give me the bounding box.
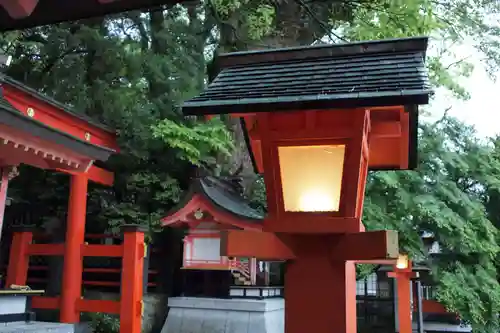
[329,230,399,261]
[221,230,399,262]
[220,230,295,260]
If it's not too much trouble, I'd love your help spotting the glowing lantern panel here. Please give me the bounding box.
[396,254,409,270]
[278,144,345,212]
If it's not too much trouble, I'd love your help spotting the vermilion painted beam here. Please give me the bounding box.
[82,244,124,257]
[0,0,39,19]
[77,299,120,314]
[221,230,399,262]
[32,296,60,310]
[2,86,119,152]
[84,268,121,273]
[83,281,120,287]
[56,166,115,186]
[87,166,114,185]
[28,265,48,271]
[220,230,295,260]
[27,243,64,256]
[329,230,399,261]
[263,216,363,234]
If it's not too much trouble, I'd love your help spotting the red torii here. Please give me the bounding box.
[0,75,118,184]
[0,75,143,333]
[0,74,118,321]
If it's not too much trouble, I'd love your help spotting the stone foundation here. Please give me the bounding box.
[161,297,284,333]
[0,322,77,333]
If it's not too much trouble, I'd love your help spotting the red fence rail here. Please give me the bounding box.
[1,233,163,293]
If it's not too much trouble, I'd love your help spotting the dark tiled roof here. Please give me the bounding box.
[170,175,264,222]
[198,176,264,221]
[0,0,195,32]
[183,37,432,115]
[0,95,114,162]
[0,75,113,133]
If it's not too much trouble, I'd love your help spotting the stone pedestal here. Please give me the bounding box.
[161,297,284,333]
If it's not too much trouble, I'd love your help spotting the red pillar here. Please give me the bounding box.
[395,274,412,333]
[5,227,32,287]
[389,263,416,333]
[285,243,357,333]
[60,174,88,323]
[120,225,146,333]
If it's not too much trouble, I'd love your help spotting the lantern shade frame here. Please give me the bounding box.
[182,37,432,234]
[276,142,346,213]
[257,109,371,233]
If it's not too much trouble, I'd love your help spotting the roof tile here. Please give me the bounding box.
[183,37,432,115]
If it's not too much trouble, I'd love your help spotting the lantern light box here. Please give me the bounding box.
[278,144,345,213]
[183,36,431,234]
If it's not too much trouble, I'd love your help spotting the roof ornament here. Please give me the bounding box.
[194,209,204,220]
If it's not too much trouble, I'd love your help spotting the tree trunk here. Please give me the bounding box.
[215,1,327,190]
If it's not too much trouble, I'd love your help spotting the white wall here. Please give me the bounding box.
[192,237,221,262]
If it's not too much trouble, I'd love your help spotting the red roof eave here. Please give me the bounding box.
[161,194,262,232]
[1,82,119,152]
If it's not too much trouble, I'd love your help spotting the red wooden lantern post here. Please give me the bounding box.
[388,255,417,333]
[182,37,431,333]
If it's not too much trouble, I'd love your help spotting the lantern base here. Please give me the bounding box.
[263,216,363,234]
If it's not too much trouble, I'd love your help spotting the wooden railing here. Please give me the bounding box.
[2,233,163,293]
[229,258,251,280]
[24,266,159,289]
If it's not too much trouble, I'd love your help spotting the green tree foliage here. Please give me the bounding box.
[364,117,500,331]
[3,7,233,235]
[1,0,500,331]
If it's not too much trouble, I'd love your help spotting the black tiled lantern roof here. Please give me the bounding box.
[183,36,432,115]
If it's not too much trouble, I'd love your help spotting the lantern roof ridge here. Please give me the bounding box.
[182,36,432,116]
[0,75,113,133]
[217,36,429,68]
[0,92,115,162]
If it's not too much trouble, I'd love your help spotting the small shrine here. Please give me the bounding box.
[0,74,148,333]
[161,174,283,298]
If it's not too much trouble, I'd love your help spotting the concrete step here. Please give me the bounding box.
[0,322,75,333]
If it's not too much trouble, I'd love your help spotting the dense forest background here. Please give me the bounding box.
[1,0,500,332]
